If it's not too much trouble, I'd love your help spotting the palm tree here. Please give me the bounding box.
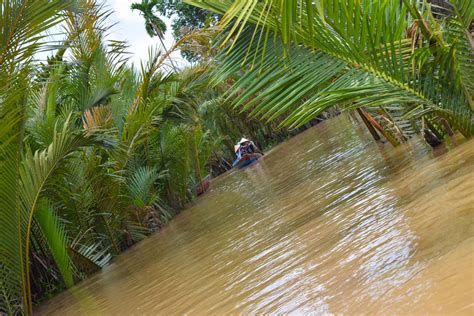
[131,0,179,71]
[0,1,78,313]
[185,0,473,143]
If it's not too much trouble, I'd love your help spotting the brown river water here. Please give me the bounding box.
[38,115,473,315]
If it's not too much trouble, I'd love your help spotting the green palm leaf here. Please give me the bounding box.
[18,115,97,312]
[0,80,26,315]
[186,0,473,137]
[69,241,112,276]
[34,199,74,287]
[1,1,70,313]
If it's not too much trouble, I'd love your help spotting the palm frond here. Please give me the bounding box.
[0,80,26,315]
[0,0,68,67]
[69,241,112,275]
[19,115,97,310]
[186,0,473,137]
[127,166,164,207]
[34,198,74,287]
[1,1,69,311]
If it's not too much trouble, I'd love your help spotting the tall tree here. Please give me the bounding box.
[148,0,219,61]
[131,0,179,71]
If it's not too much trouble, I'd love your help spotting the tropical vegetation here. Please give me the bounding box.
[186,0,473,146]
[1,0,472,314]
[0,1,289,314]
[131,0,179,70]
[140,0,219,61]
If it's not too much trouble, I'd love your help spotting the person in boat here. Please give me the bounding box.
[234,138,254,159]
[233,138,263,163]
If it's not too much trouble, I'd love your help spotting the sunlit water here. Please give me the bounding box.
[38,115,474,315]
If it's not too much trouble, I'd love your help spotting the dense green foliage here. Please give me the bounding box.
[152,0,212,37]
[0,1,288,314]
[1,0,472,314]
[186,0,473,145]
[131,0,179,70]
[138,0,219,61]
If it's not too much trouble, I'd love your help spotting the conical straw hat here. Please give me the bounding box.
[239,137,250,144]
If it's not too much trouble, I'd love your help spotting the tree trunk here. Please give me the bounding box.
[151,23,179,72]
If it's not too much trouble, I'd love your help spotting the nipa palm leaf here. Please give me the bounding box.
[186,0,473,137]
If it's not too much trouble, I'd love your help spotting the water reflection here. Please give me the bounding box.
[38,115,474,315]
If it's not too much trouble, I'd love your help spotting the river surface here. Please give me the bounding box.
[39,115,474,315]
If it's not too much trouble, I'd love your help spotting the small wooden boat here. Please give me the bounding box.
[195,175,210,196]
[233,153,262,169]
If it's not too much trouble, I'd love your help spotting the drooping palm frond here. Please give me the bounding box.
[186,0,473,138]
[68,240,112,276]
[0,78,27,315]
[0,1,71,313]
[19,115,98,311]
[367,105,418,143]
[63,45,122,113]
[34,199,74,288]
[193,127,214,177]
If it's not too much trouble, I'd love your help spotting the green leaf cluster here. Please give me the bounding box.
[0,2,289,314]
[186,0,474,141]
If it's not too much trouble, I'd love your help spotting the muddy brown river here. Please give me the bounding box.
[38,115,474,315]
